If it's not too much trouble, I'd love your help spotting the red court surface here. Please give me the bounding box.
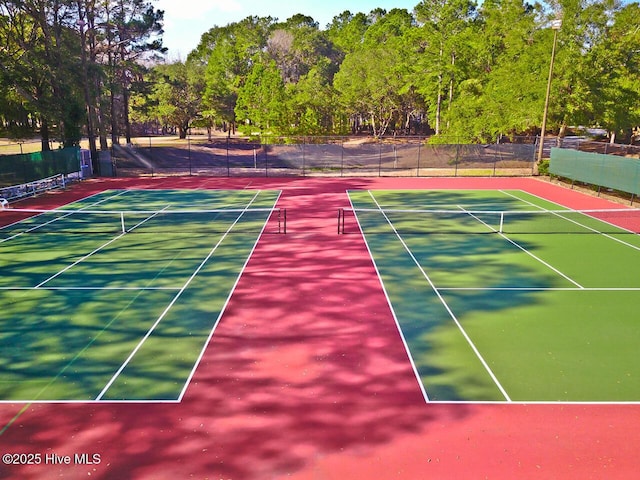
[0,176,639,479]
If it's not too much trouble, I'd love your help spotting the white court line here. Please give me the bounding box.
[348,194,430,403]
[4,398,640,405]
[0,190,130,244]
[16,282,161,404]
[177,190,284,402]
[438,286,640,291]
[501,189,640,253]
[95,190,264,401]
[34,206,171,288]
[0,188,118,231]
[367,190,512,402]
[457,205,584,289]
[0,286,181,291]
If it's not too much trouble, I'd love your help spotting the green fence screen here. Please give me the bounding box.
[0,147,81,186]
[550,148,640,196]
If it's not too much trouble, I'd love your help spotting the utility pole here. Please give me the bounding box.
[537,18,563,166]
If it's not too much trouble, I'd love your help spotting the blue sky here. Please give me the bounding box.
[156,0,420,59]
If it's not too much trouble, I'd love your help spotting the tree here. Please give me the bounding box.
[267,14,338,85]
[542,0,627,140]
[326,10,370,56]
[0,0,85,150]
[0,0,165,162]
[201,17,275,135]
[286,58,342,135]
[413,0,478,136]
[105,0,165,144]
[234,58,287,135]
[444,0,546,141]
[574,1,640,142]
[334,9,415,136]
[2,1,640,156]
[145,61,203,138]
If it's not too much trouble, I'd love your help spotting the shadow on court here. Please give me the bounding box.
[1,177,639,479]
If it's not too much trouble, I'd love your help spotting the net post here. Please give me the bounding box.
[120,212,126,233]
[282,208,287,234]
[338,208,343,234]
[499,212,504,233]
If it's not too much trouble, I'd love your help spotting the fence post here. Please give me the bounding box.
[340,138,345,177]
[492,137,498,177]
[188,135,192,176]
[532,136,539,175]
[302,139,306,177]
[226,136,230,177]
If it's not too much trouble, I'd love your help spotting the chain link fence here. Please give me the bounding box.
[112,136,538,177]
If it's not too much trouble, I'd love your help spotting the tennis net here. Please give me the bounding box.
[0,207,286,235]
[338,207,640,235]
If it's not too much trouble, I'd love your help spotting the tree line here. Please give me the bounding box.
[2,0,639,157]
[0,0,164,157]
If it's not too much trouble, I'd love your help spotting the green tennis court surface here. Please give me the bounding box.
[345,189,640,403]
[0,189,282,402]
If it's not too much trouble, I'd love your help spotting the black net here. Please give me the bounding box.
[0,207,285,236]
[338,208,640,235]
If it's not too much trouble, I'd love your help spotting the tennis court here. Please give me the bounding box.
[341,189,640,402]
[0,188,284,401]
[0,177,639,479]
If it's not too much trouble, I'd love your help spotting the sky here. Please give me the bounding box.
[156,0,421,59]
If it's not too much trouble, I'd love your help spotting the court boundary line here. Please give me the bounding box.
[2,277,166,405]
[0,188,119,231]
[3,398,640,405]
[352,188,640,405]
[2,185,640,406]
[4,398,640,405]
[0,286,182,291]
[438,286,640,291]
[177,190,284,402]
[347,192,430,403]
[95,190,264,401]
[366,190,512,402]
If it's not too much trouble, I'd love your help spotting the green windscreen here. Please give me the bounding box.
[0,147,80,186]
[550,148,640,195]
